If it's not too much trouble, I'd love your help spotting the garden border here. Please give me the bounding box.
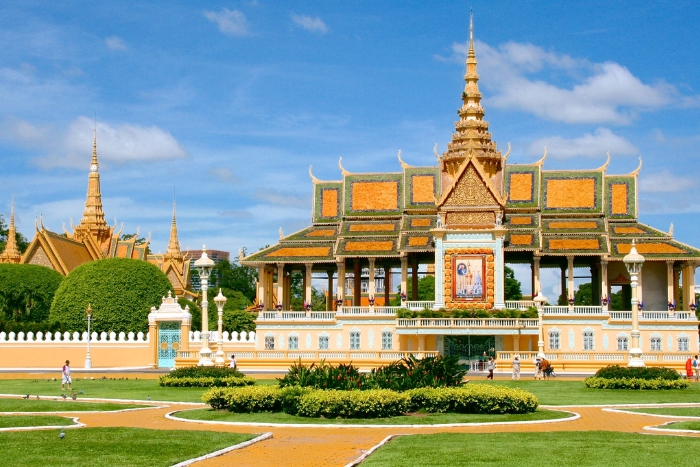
[164,408,580,429]
[603,405,700,419]
[643,420,700,435]
[0,416,84,431]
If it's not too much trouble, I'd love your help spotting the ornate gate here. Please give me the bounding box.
[158,321,181,368]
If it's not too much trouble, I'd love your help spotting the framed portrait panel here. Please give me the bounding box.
[451,255,486,301]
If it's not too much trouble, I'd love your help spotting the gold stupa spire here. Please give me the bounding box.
[73,127,112,247]
[0,199,22,263]
[165,196,181,257]
[441,12,502,178]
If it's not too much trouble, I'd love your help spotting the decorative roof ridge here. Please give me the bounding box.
[607,157,643,177]
[437,152,505,207]
[596,152,611,172]
[338,157,352,176]
[397,149,412,169]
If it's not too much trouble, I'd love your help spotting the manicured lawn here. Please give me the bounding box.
[0,415,76,428]
[0,427,256,467]
[480,380,700,405]
[664,421,700,431]
[628,407,700,417]
[362,431,700,466]
[175,408,570,425]
[0,398,145,412]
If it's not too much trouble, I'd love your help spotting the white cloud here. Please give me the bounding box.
[526,128,638,159]
[437,40,685,125]
[105,36,127,51]
[290,13,328,34]
[208,167,238,183]
[253,188,310,209]
[639,170,694,193]
[203,8,249,36]
[1,116,187,168]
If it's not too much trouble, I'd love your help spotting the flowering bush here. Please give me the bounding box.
[406,384,538,414]
[202,385,283,412]
[296,389,410,418]
[158,375,256,388]
[584,377,689,390]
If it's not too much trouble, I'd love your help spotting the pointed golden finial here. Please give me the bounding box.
[535,147,547,166]
[669,223,674,237]
[469,8,474,54]
[279,227,284,240]
[338,157,351,176]
[502,142,511,164]
[433,143,441,162]
[597,152,611,171]
[91,125,99,172]
[398,149,412,169]
[309,165,321,184]
[630,157,643,176]
[166,194,181,256]
[0,198,21,262]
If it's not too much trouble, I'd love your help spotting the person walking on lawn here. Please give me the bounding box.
[686,357,694,379]
[486,357,495,379]
[61,360,72,391]
[693,355,699,382]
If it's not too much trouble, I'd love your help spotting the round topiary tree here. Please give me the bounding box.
[49,258,172,333]
[0,263,63,323]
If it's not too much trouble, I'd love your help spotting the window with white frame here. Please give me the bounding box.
[651,337,662,352]
[382,331,393,350]
[350,331,361,350]
[549,332,560,350]
[583,331,595,351]
[678,337,690,352]
[617,336,628,351]
[288,335,299,350]
[264,336,275,350]
[318,336,329,350]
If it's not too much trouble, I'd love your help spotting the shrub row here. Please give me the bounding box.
[201,384,538,418]
[166,366,245,379]
[158,375,256,388]
[594,365,680,381]
[278,355,467,391]
[584,377,689,390]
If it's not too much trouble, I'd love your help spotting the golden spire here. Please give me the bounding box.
[165,196,181,257]
[0,199,22,263]
[73,127,111,246]
[441,12,502,178]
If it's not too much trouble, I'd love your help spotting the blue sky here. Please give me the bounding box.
[1,1,699,296]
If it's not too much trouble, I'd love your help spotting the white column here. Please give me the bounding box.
[304,263,313,307]
[601,259,609,311]
[368,258,376,298]
[667,261,675,312]
[567,256,574,308]
[257,266,266,309]
[336,260,346,302]
[400,256,408,305]
[689,262,697,309]
[276,263,285,310]
[533,256,541,296]
[637,269,643,308]
[629,269,643,366]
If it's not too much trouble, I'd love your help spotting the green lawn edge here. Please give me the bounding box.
[0,399,147,412]
[663,421,700,431]
[0,415,77,428]
[361,431,700,467]
[627,407,700,417]
[0,427,257,467]
[173,408,571,425]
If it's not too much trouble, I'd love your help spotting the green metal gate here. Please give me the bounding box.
[158,321,181,368]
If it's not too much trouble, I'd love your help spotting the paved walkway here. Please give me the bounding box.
[51,401,699,466]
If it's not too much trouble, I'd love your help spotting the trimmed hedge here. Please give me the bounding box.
[202,384,539,418]
[584,377,690,390]
[0,263,63,323]
[594,365,680,381]
[49,258,172,333]
[406,384,538,414]
[167,367,244,379]
[158,376,256,388]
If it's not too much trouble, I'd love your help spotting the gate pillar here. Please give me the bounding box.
[148,291,193,369]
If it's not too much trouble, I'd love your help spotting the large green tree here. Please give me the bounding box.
[0,214,30,254]
[207,252,257,303]
[391,275,435,305]
[0,264,63,323]
[504,266,523,300]
[574,282,593,305]
[50,258,172,333]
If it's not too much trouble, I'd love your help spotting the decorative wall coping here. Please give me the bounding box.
[0,330,150,343]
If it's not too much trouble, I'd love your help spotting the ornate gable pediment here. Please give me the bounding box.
[438,156,504,209]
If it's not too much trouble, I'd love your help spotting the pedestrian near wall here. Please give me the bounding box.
[693,355,699,382]
[229,354,237,370]
[512,356,521,380]
[61,360,72,390]
[486,357,495,379]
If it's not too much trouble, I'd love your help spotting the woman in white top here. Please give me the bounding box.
[61,360,72,390]
[229,354,237,370]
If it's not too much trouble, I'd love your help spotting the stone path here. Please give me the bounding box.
[61,402,699,466]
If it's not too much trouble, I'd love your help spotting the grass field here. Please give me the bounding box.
[0,415,76,428]
[361,431,700,466]
[627,407,700,417]
[174,408,571,425]
[0,427,256,467]
[0,398,145,412]
[664,421,700,431]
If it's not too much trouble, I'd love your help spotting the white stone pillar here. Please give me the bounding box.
[400,256,408,305]
[257,266,266,309]
[368,257,376,303]
[667,261,675,312]
[276,263,285,310]
[601,259,609,311]
[336,260,346,303]
[567,256,575,308]
[533,256,541,296]
[689,263,697,309]
[304,263,313,307]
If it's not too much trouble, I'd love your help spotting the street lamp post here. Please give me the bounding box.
[214,289,227,367]
[85,304,93,369]
[194,246,216,366]
[533,291,548,358]
[623,240,645,367]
